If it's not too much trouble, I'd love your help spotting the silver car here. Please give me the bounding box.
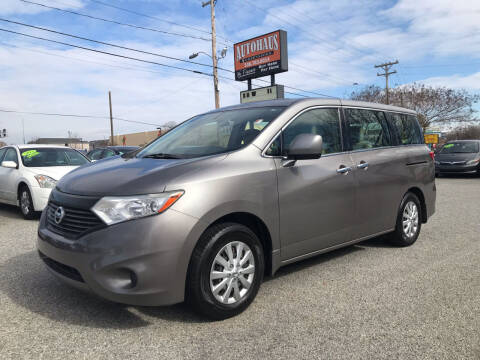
[37,99,436,319]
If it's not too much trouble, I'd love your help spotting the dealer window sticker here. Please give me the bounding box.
[21,150,40,158]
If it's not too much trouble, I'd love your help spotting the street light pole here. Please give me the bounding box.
[203,0,220,109]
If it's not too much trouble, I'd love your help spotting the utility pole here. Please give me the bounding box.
[108,91,114,145]
[202,0,220,109]
[375,60,398,105]
[22,118,26,144]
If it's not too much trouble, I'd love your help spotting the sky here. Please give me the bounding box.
[0,0,479,144]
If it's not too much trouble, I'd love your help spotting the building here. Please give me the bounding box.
[32,138,89,151]
[110,130,164,147]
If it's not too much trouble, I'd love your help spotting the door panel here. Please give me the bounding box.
[271,107,356,261]
[348,149,404,237]
[343,108,401,238]
[276,154,356,260]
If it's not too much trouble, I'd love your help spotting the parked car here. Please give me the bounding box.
[86,146,139,161]
[0,145,90,219]
[37,99,436,319]
[435,140,480,176]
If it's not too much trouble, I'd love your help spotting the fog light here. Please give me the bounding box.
[104,268,137,290]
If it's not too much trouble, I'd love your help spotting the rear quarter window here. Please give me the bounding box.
[388,113,424,145]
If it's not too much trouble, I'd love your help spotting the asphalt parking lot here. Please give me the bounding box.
[0,177,479,360]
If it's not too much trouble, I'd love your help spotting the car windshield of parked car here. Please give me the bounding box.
[136,107,286,158]
[20,148,90,167]
[440,142,479,154]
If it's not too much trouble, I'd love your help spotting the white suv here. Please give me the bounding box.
[0,145,90,219]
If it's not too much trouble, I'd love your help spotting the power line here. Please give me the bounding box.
[88,0,232,45]
[0,27,215,76]
[0,18,235,72]
[289,61,358,86]
[0,41,173,75]
[242,0,374,61]
[1,27,333,98]
[0,108,163,126]
[19,0,215,44]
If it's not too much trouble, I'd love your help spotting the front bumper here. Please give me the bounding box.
[30,187,52,211]
[436,164,479,174]
[37,208,203,306]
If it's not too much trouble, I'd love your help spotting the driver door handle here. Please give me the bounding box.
[357,161,369,170]
[336,165,352,174]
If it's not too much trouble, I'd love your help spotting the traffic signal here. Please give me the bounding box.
[1,129,6,138]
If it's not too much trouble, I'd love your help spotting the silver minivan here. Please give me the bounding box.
[37,99,436,319]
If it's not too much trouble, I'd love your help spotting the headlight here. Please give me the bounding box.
[434,161,440,165]
[466,158,480,165]
[91,191,184,225]
[34,175,57,189]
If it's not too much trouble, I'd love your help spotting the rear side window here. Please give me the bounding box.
[281,108,342,155]
[103,149,116,158]
[345,108,392,150]
[89,149,103,160]
[0,148,6,162]
[389,113,424,145]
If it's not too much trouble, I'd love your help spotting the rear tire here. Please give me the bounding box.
[19,186,36,220]
[186,222,264,320]
[386,192,422,247]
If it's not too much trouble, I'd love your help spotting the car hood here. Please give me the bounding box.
[25,166,79,181]
[56,154,226,196]
[436,152,478,162]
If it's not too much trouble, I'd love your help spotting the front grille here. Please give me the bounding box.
[440,161,466,165]
[46,201,105,239]
[39,251,84,282]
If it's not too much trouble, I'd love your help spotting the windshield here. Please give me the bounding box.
[440,142,479,154]
[20,148,90,167]
[137,107,285,159]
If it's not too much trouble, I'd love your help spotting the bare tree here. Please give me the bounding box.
[162,121,177,129]
[0,141,6,147]
[350,83,480,131]
[445,125,480,141]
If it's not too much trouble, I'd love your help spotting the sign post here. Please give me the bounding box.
[234,30,288,103]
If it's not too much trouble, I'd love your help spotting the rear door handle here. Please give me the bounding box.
[336,165,352,174]
[357,161,369,170]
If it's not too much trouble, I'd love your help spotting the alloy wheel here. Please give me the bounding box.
[20,191,30,215]
[209,241,255,305]
[402,201,419,238]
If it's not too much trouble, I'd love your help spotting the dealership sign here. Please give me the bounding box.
[234,30,288,81]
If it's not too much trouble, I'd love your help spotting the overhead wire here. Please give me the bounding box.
[0,18,233,72]
[88,0,232,45]
[0,26,333,98]
[242,0,374,60]
[19,0,215,44]
[0,27,214,76]
[0,109,163,126]
[11,3,342,96]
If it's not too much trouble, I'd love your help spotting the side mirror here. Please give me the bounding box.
[287,133,323,160]
[1,161,18,169]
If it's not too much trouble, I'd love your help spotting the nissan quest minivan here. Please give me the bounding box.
[37,99,436,319]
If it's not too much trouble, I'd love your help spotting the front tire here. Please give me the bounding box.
[386,192,422,247]
[186,222,264,320]
[19,186,36,220]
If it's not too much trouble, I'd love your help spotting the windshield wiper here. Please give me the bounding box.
[142,153,183,159]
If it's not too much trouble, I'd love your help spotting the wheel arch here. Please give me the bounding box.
[17,180,31,200]
[406,187,427,223]
[198,212,273,277]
